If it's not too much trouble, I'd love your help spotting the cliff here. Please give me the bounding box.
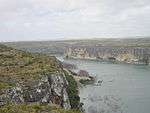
[4,39,150,65]
[0,44,80,113]
[65,46,150,65]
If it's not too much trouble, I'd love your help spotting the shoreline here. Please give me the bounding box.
[64,56,150,65]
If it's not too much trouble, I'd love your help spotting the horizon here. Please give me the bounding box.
[1,36,150,43]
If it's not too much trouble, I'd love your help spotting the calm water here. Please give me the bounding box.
[57,57,150,113]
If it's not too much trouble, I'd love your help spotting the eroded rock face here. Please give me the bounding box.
[0,73,71,109]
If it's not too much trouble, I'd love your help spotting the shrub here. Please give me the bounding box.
[64,70,80,109]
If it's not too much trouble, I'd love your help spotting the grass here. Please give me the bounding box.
[64,70,80,109]
[0,44,81,113]
[0,44,62,81]
[0,82,15,89]
[79,79,94,85]
[0,103,81,113]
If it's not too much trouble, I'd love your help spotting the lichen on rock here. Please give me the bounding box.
[0,44,77,111]
[0,73,71,110]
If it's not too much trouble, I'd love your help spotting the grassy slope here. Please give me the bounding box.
[0,104,81,113]
[0,44,81,113]
[0,44,62,83]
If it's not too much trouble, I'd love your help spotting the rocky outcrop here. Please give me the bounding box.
[0,73,71,109]
[0,44,82,113]
[65,47,150,65]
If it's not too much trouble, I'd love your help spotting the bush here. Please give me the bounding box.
[64,70,80,109]
[79,79,94,85]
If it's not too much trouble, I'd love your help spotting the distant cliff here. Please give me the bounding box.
[0,44,81,113]
[3,38,150,65]
[65,46,150,65]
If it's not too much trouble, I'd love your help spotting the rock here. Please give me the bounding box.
[0,73,71,109]
[62,62,77,70]
[77,70,89,77]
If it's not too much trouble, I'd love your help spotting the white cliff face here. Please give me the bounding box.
[65,47,150,64]
[0,73,71,109]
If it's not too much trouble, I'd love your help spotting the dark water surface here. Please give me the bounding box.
[57,57,150,113]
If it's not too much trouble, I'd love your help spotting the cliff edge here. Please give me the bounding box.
[0,44,80,113]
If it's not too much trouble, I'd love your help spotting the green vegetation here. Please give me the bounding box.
[64,70,80,109]
[0,44,82,113]
[0,44,61,81]
[79,79,94,85]
[0,104,81,113]
[0,82,15,89]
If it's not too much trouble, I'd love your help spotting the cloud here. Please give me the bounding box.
[0,0,150,41]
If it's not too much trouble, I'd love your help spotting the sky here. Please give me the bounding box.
[0,0,150,42]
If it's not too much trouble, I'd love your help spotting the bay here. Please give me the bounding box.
[57,56,150,113]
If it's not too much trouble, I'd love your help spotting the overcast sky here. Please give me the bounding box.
[0,0,150,41]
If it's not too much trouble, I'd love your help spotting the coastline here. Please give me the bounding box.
[64,56,150,65]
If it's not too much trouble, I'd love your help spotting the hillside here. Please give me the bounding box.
[0,44,62,80]
[0,44,81,113]
[3,38,150,54]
